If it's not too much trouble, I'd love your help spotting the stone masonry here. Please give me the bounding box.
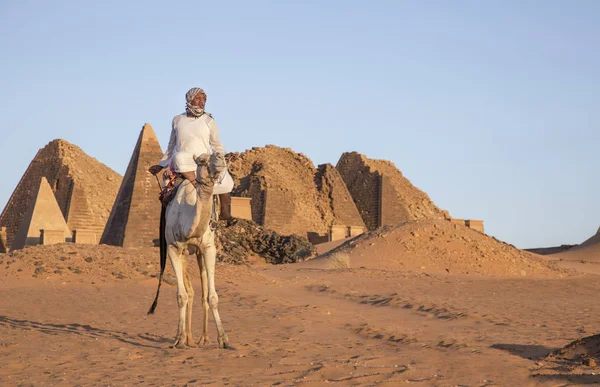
[0,139,122,250]
[101,124,164,248]
[337,152,445,231]
[315,164,366,230]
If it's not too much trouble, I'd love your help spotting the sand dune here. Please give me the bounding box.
[302,219,566,277]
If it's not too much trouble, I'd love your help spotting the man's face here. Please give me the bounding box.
[192,93,206,109]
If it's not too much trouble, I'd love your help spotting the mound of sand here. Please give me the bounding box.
[315,219,565,277]
[546,334,600,366]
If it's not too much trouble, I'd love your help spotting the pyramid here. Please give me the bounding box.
[315,164,365,229]
[0,139,122,250]
[100,123,164,248]
[10,177,71,250]
[227,145,365,238]
[578,227,600,248]
[336,152,445,231]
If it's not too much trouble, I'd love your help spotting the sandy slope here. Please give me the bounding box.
[2,227,600,386]
[301,220,566,278]
[2,247,600,385]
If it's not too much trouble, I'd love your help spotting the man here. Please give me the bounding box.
[149,87,236,225]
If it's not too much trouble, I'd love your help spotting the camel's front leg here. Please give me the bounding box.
[183,263,196,347]
[196,249,210,345]
[168,244,189,349]
[203,240,230,349]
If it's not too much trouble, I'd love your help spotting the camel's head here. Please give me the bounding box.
[193,153,228,190]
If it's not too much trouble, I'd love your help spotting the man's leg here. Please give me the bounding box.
[218,193,237,226]
[181,171,197,187]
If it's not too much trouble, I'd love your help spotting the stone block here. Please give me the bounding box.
[0,227,7,253]
[230,197,252,221]
[329,225,348,241]
[40,229,66,245]
[451,218,466,226]
[307,232,328,245]
[73,229,97,244]
[466,219,484,233]
[348,226,364,237]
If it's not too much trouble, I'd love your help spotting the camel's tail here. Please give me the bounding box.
[148,205,167,315]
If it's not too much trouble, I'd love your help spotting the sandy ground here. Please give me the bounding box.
[2,232,600,386]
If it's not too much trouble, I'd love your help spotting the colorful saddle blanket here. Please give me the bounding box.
[158,169,186,207]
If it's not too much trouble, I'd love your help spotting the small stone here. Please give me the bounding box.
[34,267,46,275]
[17,268,23,272]
[585,358,597,367]
[54,270,63,274]
[84,257,93,263]
[59,257,66,261]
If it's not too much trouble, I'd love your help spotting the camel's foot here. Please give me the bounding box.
[172,336,188,349]
[185,336,197,348]
[217,334,231,349]
[197,334,210,346]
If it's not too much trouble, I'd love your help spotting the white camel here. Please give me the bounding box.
[148,153,230,349]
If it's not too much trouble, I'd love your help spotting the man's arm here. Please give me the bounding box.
[208,117,226,155]
[158,118,177,167]
[149,118,177,175]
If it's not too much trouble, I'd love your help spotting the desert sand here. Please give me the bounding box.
[2,226,600,386]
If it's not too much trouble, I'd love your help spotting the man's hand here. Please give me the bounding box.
[148,165,164,176]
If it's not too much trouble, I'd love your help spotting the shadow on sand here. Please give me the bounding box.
[491,343,554,360]
[0,315,171,349]
[532,373,600,385]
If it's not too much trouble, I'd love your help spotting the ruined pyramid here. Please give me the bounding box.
[336,152,445,231]
[100,123,164,248]
[0,139,122,250]
[227,145,365,238]
[10,177,72,250]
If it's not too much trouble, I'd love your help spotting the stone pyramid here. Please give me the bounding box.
[337,152,445,231]
[0,139,122,250]
[100,123,164,247]
[11,177,72,250]
[227,145,365,238]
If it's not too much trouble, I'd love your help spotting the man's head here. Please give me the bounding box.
[185,87,207,117]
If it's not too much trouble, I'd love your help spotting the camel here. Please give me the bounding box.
[147,153,230,349]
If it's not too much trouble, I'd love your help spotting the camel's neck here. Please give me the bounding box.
[189,183,215,238]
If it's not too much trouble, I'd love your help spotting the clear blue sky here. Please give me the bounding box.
[1,0,598,248]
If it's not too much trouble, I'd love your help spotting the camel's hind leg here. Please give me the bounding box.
[169,244,189,349]
[196,249,210,345]
[202,238,230,349]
